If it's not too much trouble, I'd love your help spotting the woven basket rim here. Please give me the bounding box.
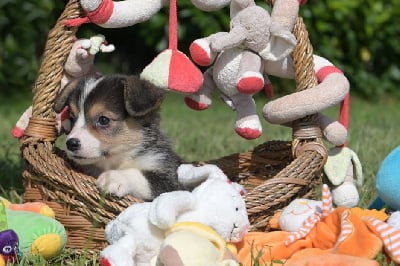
[21,0,327,251]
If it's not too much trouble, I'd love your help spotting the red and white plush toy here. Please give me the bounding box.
[184,0,349,143]
[186,0,300,139]
[12,35,114,139]
[262,54,349,146]
[67,0,204,94]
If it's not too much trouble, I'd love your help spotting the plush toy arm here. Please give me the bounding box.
[263,55,349,124]
[11,105,70,139]
[177,164,228,187]
[210,27,247,52]
[191,0,231,12]
[270,0,300,32]
[100,235,136,266]
[77,0,167,28]
[317,113,347,146]
[148,191,194,230]
[349,148,363,187]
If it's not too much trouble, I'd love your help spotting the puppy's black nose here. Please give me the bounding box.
[66,138,81,151]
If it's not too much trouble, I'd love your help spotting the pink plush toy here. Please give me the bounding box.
[12,35,114,139]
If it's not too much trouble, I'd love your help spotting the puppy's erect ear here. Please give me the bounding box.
[53,79,80,113]
[124,76,164,117]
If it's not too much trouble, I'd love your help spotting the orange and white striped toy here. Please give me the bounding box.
[366,217,400,264]
[285,184,333,246]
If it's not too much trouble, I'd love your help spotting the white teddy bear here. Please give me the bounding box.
[100,164,250,266]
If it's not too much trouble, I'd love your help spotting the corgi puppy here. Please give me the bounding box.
[53,74,185,200]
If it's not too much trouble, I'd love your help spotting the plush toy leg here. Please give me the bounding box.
[184,68,215,110]
[100,235,137,266]
[236,50,264,94]
[332,182,359,208]
[230,94,262,139]
[365,217,400,264]
[317,113,347,146]
[189,38,217,67]
[177,163,228,188]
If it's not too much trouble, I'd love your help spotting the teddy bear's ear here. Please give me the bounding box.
[148,191,194,230]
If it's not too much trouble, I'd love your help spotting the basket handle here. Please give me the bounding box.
[23,0,81,143]
[291,16,327,160]
[266,0,327,161]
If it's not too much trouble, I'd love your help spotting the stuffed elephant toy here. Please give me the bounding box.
[187,0,348,144]
[186,0,300,139]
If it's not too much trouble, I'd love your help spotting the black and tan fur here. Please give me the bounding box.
[53,74,184,200]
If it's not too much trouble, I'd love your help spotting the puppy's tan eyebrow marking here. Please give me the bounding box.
[87,103,107,120]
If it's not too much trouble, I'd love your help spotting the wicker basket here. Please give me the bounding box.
[21,0,327,252]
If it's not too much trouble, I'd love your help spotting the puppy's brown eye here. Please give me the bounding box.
[97,116,110,127]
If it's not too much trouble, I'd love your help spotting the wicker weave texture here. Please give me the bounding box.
[21,0,326,251]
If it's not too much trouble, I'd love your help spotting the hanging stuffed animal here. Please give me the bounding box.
[67,0,203,94]
[185,0,349,144]
[12,35,114,139]
[186,0,300,139]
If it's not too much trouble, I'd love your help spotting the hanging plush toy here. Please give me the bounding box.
[12,35,114,139]
[67,0,203,94]
[140,0,203,93]
[323,93,364,208]
[184,0,348,143]
[186,0,299,139]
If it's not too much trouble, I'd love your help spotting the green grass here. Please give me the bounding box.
[161,93,400,208]
[1,91,400,265]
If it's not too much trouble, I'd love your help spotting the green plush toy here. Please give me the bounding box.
[0,198,67,260]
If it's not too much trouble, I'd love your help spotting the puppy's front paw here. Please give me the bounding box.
[96,171,130,198]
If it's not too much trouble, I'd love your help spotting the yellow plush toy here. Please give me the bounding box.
[154,222,239,265]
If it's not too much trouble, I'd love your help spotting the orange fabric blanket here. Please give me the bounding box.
[236,207,383,266]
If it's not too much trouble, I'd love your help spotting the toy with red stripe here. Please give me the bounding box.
[263,54,349,146]
[284,184,333,246]
[185,0,301,139]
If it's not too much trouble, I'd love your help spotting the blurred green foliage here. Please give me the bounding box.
[302,0,400,99]
[0,0,399,100]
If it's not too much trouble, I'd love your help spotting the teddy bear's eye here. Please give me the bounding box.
[235,207,239,211]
